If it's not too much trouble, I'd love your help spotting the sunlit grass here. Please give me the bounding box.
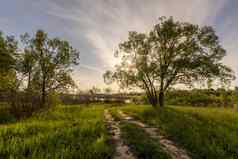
[120,104,238,159]
[120,122,171,159]
[0,105,113,159]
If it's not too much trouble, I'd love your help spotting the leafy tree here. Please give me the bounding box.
[89,86,101,95]
[104,17,235,107]
[22,30,80,106]
[18,33,36,90]
[19,52,36,90]
[0,32,17,72]
[0,32,18,92]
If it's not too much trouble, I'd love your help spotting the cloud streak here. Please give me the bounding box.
[1,0,238,89]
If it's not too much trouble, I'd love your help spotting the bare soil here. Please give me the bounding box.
[104,110,137,159]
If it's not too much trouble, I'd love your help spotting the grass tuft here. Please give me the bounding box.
[120,122,171,159]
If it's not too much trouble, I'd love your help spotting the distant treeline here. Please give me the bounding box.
[133,88,238,107]
[60,93,136,105]
[51,88,238,107]
[1,88,237,110]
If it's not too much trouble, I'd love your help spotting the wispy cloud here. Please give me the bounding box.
[2,0,237,89]
[46,0,228,68]
[80,64,104,73]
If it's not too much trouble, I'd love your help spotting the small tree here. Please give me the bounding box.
[19,50,36,90]
[22,30,80,106]
[0,32,18,93]
[104,87,112,94]
[104,17,235,107]
[89,86,101,95]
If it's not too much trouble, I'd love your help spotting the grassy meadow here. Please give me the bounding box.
[115,105,238,159]
[1,103,238,159]
[0,104,113,159]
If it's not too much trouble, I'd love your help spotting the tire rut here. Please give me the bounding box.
[118,110,191,159]
[104,110,137,159]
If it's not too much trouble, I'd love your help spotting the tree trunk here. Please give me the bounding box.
[147,94,158,108]
[159,91,164,107]
[42,75,46,106]
[151,96,158,107]
[27,71,31,89]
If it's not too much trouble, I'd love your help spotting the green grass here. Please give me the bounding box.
[2,103,237,159]
[120,104,238,159]
[108,107,121,122]
[0,105,113,159]
[120,122,171,159]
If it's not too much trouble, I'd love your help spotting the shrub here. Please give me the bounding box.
[166,89,235,107]
[0,103,16,124]
[8,91,60,119]
[9,91,42,118]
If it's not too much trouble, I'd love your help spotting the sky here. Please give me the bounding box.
[0,0,238,90]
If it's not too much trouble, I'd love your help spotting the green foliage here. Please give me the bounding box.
[132,89,238,107]
[0,32,19,92]
[166,89,235,107]
[104,16,234,107]
[131,95,149,105]
[0,32,17,73]
[0,105,113,159]
[0,29,80,118]
[0,103,16,124]
[19,49,36,89]
[121,105,238,159]
[20,30,80,105]
[120,122,171,159]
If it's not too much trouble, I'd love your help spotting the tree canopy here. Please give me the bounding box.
[20,30,80,105]
[104,17,235,107]
[0,32,18,92]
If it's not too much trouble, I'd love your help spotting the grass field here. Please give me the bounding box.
[117,105,238,159]
[0,104,113,159]
[1,103,238,159]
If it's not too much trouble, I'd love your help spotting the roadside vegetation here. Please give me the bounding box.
[120,105,238,159]
[0,105,113,159]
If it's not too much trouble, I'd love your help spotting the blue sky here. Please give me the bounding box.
[0,0,238,90]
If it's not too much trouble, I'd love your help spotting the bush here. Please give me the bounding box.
[132,95,149,105]
[0,103,16,124]
[8,91,60,119]
[46,92,61,107]
[166,89,235,107]
[9,91,42,118]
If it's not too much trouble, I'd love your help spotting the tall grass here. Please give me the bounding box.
[0,105,113,159]
[121,105,238,159]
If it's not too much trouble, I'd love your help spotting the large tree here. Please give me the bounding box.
[104,17,235,107]
[21,30,80,106]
